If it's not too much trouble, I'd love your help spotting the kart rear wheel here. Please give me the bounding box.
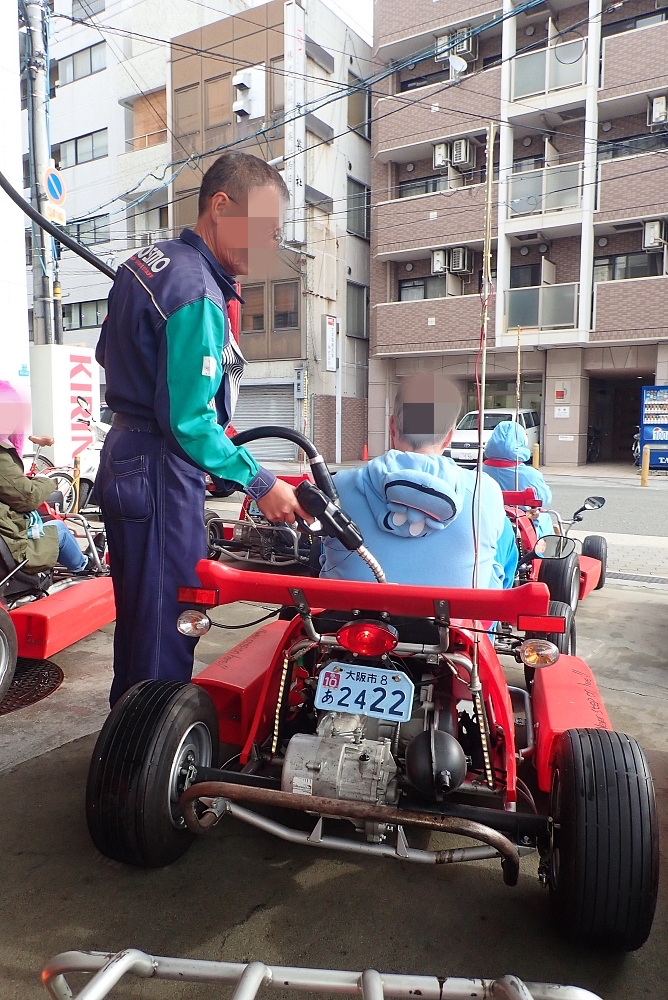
[525,600,574,690]
[538,552,580,612]
[0,607,18,704]
[203,509,224,560]
[582,534,607,590]
[548,728,659,951]
[86,680,219,867]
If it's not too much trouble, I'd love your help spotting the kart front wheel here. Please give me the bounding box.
[548,728,659,951]
[203,509,224,560]
[582,534,607,590]
[538,552,580,612]
[0,607,18,703]
[86,680,219,867]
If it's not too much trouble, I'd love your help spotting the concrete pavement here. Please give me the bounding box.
[1,585,668,1000]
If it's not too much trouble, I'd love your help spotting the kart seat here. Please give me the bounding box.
[29,434,54,447]
[0,534,52,603]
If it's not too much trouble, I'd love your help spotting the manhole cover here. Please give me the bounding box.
[0,658,64,716]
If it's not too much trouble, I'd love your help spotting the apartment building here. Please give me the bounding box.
[170,0,372,463]
[370,0,668,464]
[22,0,248,374]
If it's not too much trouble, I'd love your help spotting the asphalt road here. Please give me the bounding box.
[544,478,668,536]
[1,587,668,1000]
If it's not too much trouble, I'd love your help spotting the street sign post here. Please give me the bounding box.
[42,167,66,225]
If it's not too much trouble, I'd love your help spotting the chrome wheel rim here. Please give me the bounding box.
[168,722,212,829]
[569,566,579,611]
[0,628,11,692]
[549,769,561,890]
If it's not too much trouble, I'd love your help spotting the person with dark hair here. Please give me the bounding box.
[321,373,517,589]
[96,151,308,706]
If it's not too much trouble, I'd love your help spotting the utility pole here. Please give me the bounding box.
[24,0,54,344]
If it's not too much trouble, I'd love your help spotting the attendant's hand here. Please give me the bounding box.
[255,479,312,525]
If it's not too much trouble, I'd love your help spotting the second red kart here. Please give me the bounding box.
[86,429,658,953]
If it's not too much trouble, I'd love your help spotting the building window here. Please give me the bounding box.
[174,84,200,137]
[56,128,108,168]
[58,42,105,85]
[205,75,230,127]
[347,74,370,138]
[593,253,662,282]
[63,298,108,330]
[72,0,105,17]
[398,174,448,198]
[510,263,541,287]
[399,276,447,300]
[241,284,265,332]
[126,90,168,150]
[65,214,110,245]
[602,9,665,38]
[25,231,32,266]
[22,155,31,191]
[598,132,668,161]
[271,57,284,112]
[347,179,370,238]
[347,282,369,338]
[273,281,299,329]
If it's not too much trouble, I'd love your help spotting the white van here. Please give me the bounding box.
[447,408,540,465]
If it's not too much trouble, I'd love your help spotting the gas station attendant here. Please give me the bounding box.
[96,152,308,707]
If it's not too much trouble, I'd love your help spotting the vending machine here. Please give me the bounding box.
[640,385,668,468]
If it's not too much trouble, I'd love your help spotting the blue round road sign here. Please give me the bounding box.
[44,168,66,205]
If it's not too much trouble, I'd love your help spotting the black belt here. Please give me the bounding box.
[112,412,161,435]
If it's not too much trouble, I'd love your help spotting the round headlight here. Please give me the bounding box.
[177,610,212,636]
[519,638,560,668]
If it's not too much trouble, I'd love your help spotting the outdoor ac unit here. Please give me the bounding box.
[643,219,665,250]
[434,35,450,62]
[648,95,668,131]
[431,249,449,274]
[449,246,475,274]
[433,143,451,169]
[434,28,477,63]
[451,138,476,169]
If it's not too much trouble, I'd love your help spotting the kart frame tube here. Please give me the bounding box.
[180,781,522,885]
[41,949,605,1000]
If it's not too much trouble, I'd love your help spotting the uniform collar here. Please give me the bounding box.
[179,228,244,303]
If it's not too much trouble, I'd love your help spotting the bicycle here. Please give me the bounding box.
[24,436,77,513]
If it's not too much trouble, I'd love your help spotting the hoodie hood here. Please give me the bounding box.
[484,420,530,463]
[355,450,465,538]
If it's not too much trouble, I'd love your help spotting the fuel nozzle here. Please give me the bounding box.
[295,481,386,583]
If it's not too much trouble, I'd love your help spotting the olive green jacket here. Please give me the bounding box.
[0,445,60,573]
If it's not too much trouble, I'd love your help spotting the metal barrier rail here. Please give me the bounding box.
[41,950,605,1000]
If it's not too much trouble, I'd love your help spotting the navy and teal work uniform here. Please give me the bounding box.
[96,228,276,706]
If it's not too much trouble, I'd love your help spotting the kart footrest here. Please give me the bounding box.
[10,577,115,659]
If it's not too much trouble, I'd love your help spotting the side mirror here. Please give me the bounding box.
[534,534,576,560]
[77,395,92,415]
[584,496,605,510]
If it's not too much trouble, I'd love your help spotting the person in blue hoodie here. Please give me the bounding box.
[321,373,517,589]
[483,420,553,538]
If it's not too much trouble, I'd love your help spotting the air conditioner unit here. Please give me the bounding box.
[431,249,449,274]
[643,219,665,250]
[451,138,476,169]
[449,246,474,274]
[648,95,668,131]
[453,27,478,62]
[434,35,450,62]
[433,142,451,169]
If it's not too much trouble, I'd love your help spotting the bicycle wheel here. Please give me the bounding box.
[46,470,76,513]
[23,453,54,475]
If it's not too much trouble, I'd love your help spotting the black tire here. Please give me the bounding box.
[525,601,575,690]
[0,607,18,704]
[78,479,93,510]
[548,729,659,950]
[538,552,580,612]
[203,509,224,560]
[582,534,607,590]
[86,681,219,867]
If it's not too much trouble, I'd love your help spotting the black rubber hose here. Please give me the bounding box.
[0,168,117,280]
[231,425,339,502]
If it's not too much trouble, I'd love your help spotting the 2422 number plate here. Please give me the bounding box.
[314,663,414,723]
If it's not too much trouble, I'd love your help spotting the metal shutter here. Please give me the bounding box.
[232,384,297,462]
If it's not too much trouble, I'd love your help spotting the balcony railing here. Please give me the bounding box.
[512,39,586,100]
[508,162,582,216]
[125,129,168,152]
[506,282,579,330]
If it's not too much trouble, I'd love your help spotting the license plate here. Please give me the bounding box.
[314,662,414,723]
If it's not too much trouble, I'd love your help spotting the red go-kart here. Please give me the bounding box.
[86,429,658,952]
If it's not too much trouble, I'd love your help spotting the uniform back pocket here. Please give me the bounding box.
[102,455,153,521]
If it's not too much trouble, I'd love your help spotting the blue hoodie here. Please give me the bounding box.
[483,421,553,537]
[320,451,517,589]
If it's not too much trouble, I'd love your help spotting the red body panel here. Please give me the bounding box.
[195,560,551,625]
[578,555,602,599]
[531,656,612,792]
[193,619,297,747]
[10,577,115,659]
